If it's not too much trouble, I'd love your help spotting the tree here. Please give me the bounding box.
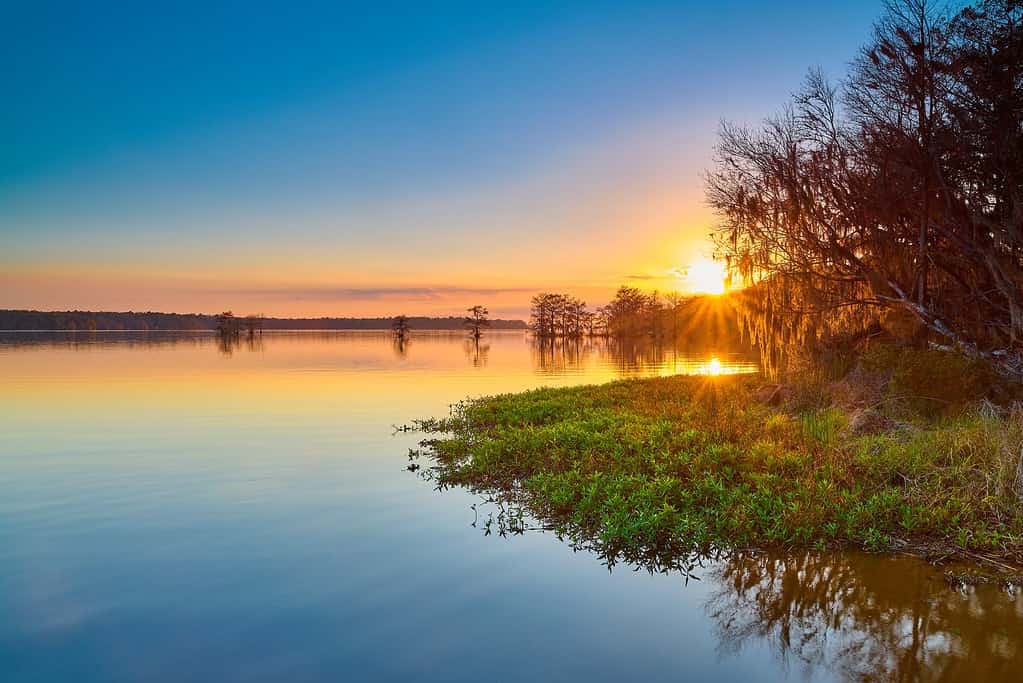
[664,292,687,340]
[464,305,491,340]
[529,293,592,338]
[530,293,550,337]
[604,286,649,337]
[706,0,1023,376]
[391,314,411,341]
[215,311,240,337]
[646,290,664,338]
[242,314,263,337]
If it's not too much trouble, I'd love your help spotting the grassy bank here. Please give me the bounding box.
[418,350,1023,568]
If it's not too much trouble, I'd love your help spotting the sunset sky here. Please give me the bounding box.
[2,1,881,318]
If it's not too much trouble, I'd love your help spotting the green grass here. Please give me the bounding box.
[418,372,1023,565]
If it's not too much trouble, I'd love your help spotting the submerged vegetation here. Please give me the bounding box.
[418,346,1023,567]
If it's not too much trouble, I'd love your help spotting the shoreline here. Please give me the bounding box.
[417,370,1023,573]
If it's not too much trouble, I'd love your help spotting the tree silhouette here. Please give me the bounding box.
[464,305,491,340]
[391,314,411,342]
[707,0,1023,376]
[529,288,741,346]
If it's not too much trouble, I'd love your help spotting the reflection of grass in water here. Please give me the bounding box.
[416,374,1023,562]
[408,366,1023,679]
[409,491,1023,681]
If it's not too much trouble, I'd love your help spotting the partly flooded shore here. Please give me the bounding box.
[417,371,1023,568]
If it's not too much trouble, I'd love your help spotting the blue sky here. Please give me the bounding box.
[1,1,884,316]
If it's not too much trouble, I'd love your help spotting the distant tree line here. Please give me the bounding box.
[0,310,212,331]
[0,310,528,331]
[263,316,526,331]
[530,287,742,346]
[706,0,1023,375]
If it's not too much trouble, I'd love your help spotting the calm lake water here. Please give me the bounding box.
[1,331,1020,681]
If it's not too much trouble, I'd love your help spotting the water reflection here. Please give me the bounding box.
[463,338,491,368]
[530,335,757,377]
[447,495,1023,682]
[2,330,1019,682]
[392,335,409,358]
[0,330,216,352]
[216,331,264,356]
[0,330,758,378]
[709,551,1023,681]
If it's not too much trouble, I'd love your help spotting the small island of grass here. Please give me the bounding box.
[419,347,1023,570]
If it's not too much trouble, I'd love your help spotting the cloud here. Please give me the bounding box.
[626,267,687,282]
[204,285,535,301]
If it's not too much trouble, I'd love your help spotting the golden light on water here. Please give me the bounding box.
[682,355,757,377]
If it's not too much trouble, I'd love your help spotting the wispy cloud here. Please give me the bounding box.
[204,285,536,301]
[626,267,687,282]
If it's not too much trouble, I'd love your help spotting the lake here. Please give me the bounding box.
[1,331,1020,681]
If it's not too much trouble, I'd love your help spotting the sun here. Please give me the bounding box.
[680,258,727,295]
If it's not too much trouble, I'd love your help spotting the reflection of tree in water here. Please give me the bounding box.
[415,483,1023,682]
[532,336,663,376]
[463,338,490,367]
[707,550,1023,681]
[605,336,671,377]
[532,337,589,375]
[216,330,264,357]
[531,336,756,377]
[392,336,409,358]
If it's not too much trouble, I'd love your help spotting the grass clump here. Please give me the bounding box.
[859,346,1003,418]
[419,371,1023,565]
